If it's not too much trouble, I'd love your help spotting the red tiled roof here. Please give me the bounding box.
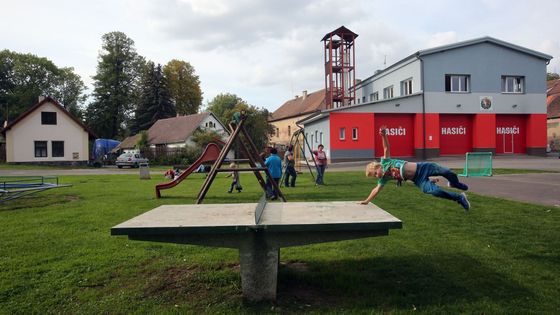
[548,94,560,119]
[147,112,210,145]
[269,89,326,122]
[547,79,560,95]
[1,96,96,138]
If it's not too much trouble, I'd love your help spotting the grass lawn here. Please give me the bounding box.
[0,171,558,314]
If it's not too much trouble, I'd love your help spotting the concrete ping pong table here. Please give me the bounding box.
[111,197,402,301]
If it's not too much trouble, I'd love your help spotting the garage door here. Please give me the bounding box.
[440,114,473,155]
[496,115,526,154]
[375,114,415,157]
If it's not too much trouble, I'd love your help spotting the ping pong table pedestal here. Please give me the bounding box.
[111,201,402,301]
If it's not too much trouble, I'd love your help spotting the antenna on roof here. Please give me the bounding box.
[384,55,387,69]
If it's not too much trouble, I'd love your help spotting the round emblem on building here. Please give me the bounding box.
[480,96,492,110]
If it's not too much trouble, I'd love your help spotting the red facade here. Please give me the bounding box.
[330,112,374,150]
[327,112,545,159]
[374,114,415,157]
[439,114,473,155]
[495,115,526,154]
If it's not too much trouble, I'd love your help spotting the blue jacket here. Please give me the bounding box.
[265,154,282,178]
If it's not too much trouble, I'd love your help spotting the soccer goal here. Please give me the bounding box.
[459,152,493,177]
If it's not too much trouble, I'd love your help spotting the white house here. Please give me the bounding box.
[1,96,96,164]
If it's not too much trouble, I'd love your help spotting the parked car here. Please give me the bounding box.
[116,153,149,168]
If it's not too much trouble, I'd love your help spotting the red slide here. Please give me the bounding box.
[155,143,221,198]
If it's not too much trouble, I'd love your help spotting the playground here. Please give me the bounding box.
[1,166,559,313]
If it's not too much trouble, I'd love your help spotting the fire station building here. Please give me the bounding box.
[300,36,553,162]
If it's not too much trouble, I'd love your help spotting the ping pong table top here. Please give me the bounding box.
[111,201,402,235]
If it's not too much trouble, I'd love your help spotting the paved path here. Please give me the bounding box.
[449,173,560,207]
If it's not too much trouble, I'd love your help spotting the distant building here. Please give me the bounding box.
[268,89,326,148]
[1,96,96,165]
[301,36,552,162]
[116,112,233,158]
[547,79,560,151]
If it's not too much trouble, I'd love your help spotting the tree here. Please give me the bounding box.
[131,62,176,134]
[547,72,560,81]
[85,32,144,139]
[136,130,149,149]
[190,127,225,148]
[206,93,273,151]
[163,59,203,115]
[0,50,87,123]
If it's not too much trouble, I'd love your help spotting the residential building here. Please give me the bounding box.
[1,96,96,164]
[268,89,326,148]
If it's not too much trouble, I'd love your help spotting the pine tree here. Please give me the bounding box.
[131,62,176,133]
[85,32,144,139]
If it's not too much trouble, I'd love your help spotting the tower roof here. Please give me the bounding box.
[321,26,358,42]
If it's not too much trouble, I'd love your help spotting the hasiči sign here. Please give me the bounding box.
[384,126,407,136]
[496,126,520,135]
[441,126,467,135]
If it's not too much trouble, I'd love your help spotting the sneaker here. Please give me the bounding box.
[458,192,471,211]
[448,181,469,191]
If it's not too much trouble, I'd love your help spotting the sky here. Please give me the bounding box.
[1,0,558,113]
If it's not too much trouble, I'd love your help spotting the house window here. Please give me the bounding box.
[288,125,291,136]
[383,86,394,99]
[502,76,524,93]
[41,112,57,125]
[34,141,47,157]
[445,75,470,92]
[339,128,346,140]
[276,128,279,137]
[370,92,378,101]
[52,141,64,157]
[352,128,358,140]
[401,78,413,95]
[362,96,366,103]
[314,130,318,141]
[319,132,323,144]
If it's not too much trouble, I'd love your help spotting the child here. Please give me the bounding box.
[164,168,175,180]
[226,162,242,193]
[264,148,282,200]
[284,149,297,187]
[359,126,471,211]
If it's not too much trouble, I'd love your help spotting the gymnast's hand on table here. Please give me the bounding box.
[358,200,369,205]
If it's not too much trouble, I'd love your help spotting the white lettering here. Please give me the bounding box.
[386,126,406,136]
[441,126,467,135]
[496,125,520,135]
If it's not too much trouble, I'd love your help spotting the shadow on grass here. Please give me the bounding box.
[275,254,532,311]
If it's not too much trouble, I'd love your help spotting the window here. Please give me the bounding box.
[362,96,366,103]
[34,141,47,157]
[41,112,57,125]
[339,128,346,140]
[370,92,379,101]
[52,141,64,157]
[401,78,413,96]
[352,128,358,140]
[314,130,318,141]
[276,128,279,137]
[502,76,524,93]
[445,75,470,92]
[383,86,394,99]
[288,125,291,136]
[319,132,323,144]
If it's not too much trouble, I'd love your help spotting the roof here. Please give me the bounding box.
[355,36,553,88]
[269,89,327,122]
[147,112,222,145]
[418,36,553,60]
[114,134,141,150]
[547,79,560,95]
[548,79,560,119]
[321,26,358,42]
[1,96,96,138]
